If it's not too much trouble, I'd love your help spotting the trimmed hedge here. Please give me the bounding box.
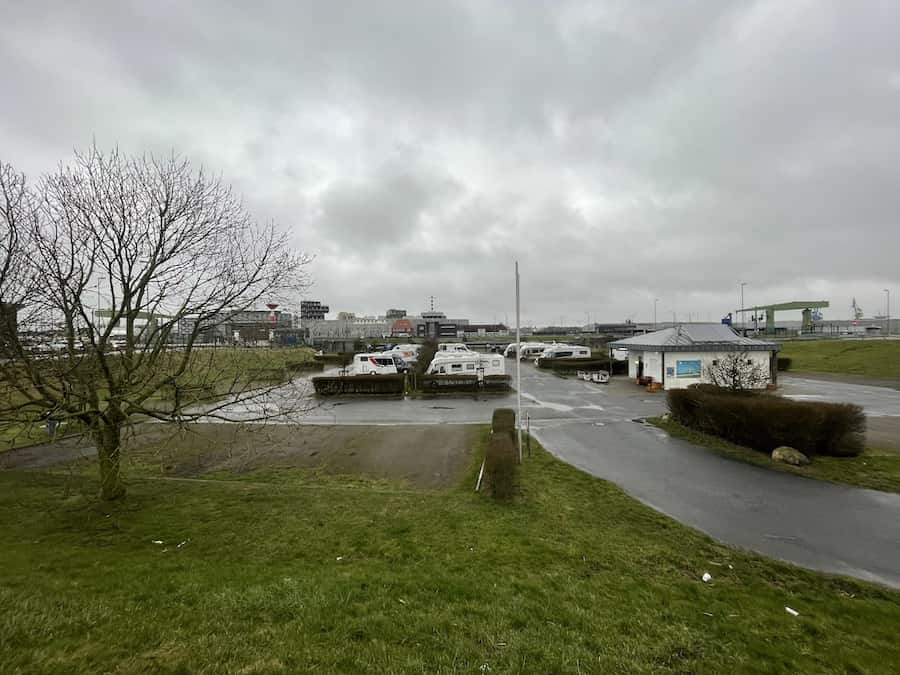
[535,357,628,375]
[312,374,405,396]
[492,408,516,440]
[776,357,792,372]
[420,374,512,392]
[485,433,517,500]
[667,385,865,457]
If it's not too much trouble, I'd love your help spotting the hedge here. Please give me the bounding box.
[667,385,865,457]
[420,374,511,392]
[535,357,628,375]
[485,432,517,500]
[492,408,516,440]
[312,374,405,396]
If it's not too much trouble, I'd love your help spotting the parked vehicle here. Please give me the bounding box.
[427,353,506,376]
[384,343,421,364]
[538,344,591,361]
[518,343,552,360]
[503,342,521,358]
[351,352,403,375]
[438,343,473,353]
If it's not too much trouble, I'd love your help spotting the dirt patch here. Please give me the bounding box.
[3,423,480,489]
[135,424,479,488]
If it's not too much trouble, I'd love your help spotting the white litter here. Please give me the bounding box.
[785,606,799,617]
[177,540,188,549]
[152,540,163,545]
[702,572,712,583]
[336,556,343,561]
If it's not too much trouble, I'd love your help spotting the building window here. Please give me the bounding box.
[451,363,463,372]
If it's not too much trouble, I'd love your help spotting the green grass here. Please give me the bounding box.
[2,430,900,673]
[779,340,900,381]
[650,416,900,494]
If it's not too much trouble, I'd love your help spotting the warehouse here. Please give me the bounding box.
[608,324,780,390]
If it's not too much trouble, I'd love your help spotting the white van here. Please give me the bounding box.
[503,342,521,358]
[427,353,506,376]
[352,352,403,375]
[438,343,474,353]
[518,343,551,360]
[537,345,591,362]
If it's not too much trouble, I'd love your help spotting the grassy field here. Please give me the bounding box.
[2,428,899,673]
[651,416,900,494]
[779,340,900,381]
[0,347,316,452]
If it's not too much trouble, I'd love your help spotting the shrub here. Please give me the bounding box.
[666,386,865,457]
[776,357,792,372]
[492,408,516,440]
[312,374,405,396]
[485,432,517,500]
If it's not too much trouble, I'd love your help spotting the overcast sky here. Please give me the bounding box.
[2,1,898,325]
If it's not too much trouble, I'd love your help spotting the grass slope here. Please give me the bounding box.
[779,340,900,381]
[1,430,899,673]
[650,416,900,494]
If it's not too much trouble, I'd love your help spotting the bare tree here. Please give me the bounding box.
[704,352,768,391]
[0,147,312,499]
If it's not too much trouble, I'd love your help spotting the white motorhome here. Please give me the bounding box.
[386,343,421,363]
[351,352,403,375]
[427,353,506,376]
[518,343,552,360]
[438,343,474,353]
[503,342,522,358]
[538,345,591,361]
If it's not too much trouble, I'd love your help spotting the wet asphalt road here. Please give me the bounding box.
[290,366,900,588]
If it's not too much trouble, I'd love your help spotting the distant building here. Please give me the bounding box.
[300,300,329,320]
[336,311,356,321]
[386,309,407,319]
[416,311,470,339]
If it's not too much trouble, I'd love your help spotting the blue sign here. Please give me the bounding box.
[676,360,702,378]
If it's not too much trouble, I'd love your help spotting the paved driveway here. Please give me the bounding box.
[212,365,900,587]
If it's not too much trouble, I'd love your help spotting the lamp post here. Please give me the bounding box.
[653,298,658,330]
[885,289,891,338]
[740,282,747,332]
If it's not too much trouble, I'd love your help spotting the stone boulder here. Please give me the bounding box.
[771,446,810,466]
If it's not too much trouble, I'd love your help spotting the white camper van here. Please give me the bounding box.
[438,343,474,353]
[386,343,421,364]
[427,353,506,376]
[538,345,591,361]
[518,343,551,360]
[503,342,521,358]
[352,353,403,375]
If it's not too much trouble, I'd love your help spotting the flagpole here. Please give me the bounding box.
[516,261,522,462]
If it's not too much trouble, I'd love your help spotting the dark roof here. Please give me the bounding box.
[608,324,779,353]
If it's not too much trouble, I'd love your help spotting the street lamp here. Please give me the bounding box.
[653,298,658,330]
[740,282,747,332]
[885,289,891,338]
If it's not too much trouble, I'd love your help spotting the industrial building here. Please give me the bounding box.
[300,300,329,320]
[609,324,780,391]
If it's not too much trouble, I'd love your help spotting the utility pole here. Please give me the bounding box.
[653,298,658,330]
[740,282,747,332]
[515,262,522,462]
[886,288,891,337]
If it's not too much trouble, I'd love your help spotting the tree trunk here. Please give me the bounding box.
[95,421,125,501]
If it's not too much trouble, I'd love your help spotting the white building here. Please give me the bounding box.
[608,324,780,390]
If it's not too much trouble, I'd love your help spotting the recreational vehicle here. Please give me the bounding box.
[385,343,421,363]
[538,345,591,361]
[438,343,474,353]
[351,352,404,375]
[518,343,552,360]
[427,353,506,376]
[503,342,522,358]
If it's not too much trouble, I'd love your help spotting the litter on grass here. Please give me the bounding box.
[702,572,712,583]
[152,540,163,545]
[785,606,799,617]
